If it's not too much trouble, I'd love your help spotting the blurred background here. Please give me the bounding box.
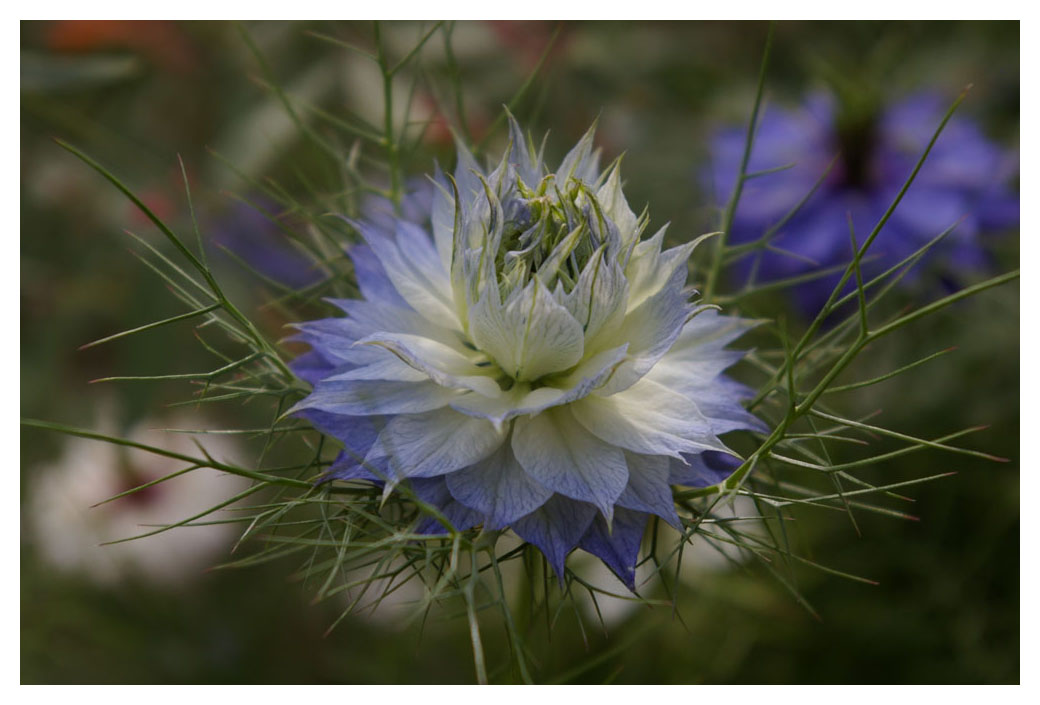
[21,20,1019,684]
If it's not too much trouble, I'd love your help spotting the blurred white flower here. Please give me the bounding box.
[27,411,249,587]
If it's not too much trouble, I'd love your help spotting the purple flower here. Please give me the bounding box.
[290,120,765,590]
[209,198,326,290]
[708,92,1019,315]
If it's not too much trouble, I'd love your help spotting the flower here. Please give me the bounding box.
[707,92,1019,315]
[27,407,248,586]
[210,197,327,290]
[291,119,763,589]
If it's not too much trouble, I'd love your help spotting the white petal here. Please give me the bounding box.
[469,278,585,383]
[512,406,628,522]
[571,377,727,458]
[560,248,629,347]
[323,353,429,383]
[595,162,639,248]
[356,332,502,397]
[596,262,692,395]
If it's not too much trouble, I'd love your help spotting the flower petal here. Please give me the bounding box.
[511,495,597,584]
[445,439,553,529]
[410,477,483,535]
[512,406,628,521]
[292,379,461,416]
[596,257,694,395]
[572,377,727,458]
[449,344,628,427]
[617,452,680,528]
[356,332,502,397]
[560,247,629,346]
[369,409,506,480]
[668,451,743,488]
[356,220,460,330]
[469,278,585,383]
[578,507,649,591]
[348,243,408,308]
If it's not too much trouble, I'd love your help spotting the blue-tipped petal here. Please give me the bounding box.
[578,507,650,591]
[617,452,681,529]
[445,440,553,529]
[512,495,597,584]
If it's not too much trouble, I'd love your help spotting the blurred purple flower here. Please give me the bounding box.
[707,92,1019,315]
[209,198,325,290]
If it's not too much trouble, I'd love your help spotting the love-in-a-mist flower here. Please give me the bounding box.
[708,92,1019,315]
[291,119,764,589]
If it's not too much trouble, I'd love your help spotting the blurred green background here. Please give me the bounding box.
[21,20,1018,684]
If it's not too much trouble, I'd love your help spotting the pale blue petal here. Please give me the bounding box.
[617,452,680,528]
[445,440,553,529]
[348,243,408,308]
[512,406,628,522]
[355,332,502,397]
[469,278,585,383]
[370,410,506,480]
[291,379,461,416]
[596,260,694,395]
[355,219,460,329]
[449,344,628,427]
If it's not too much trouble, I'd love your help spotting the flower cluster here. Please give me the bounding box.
[708,92,1019,314]
[292,120,763,588]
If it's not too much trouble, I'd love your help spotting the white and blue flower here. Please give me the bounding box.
[291,119,764,589]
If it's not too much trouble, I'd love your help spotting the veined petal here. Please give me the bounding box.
[348,244,408,308]
[623,228,706,312]
[557,121,598,184]
[369,409,506,480]
[329,298,467,354]
[469,278,585,383]
[617,452,680,528]
[560,247,629,345]
[512,406,628,521]
[511,495,597,584]
[572,377,728,458]
[578,507,649,591]
[445,439,553,529]
[670,309,761,352]
[595,162,640,248]
[291,379,461,417]
[595,261,693,395]
[357,220,460,330]
[356,332,502,397]
[324,353,429,383]
[429,164,456,272]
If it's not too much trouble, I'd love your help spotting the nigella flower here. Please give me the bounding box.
[708,92,1019,315]
[291,119,764,589]
[210,197,327,290]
